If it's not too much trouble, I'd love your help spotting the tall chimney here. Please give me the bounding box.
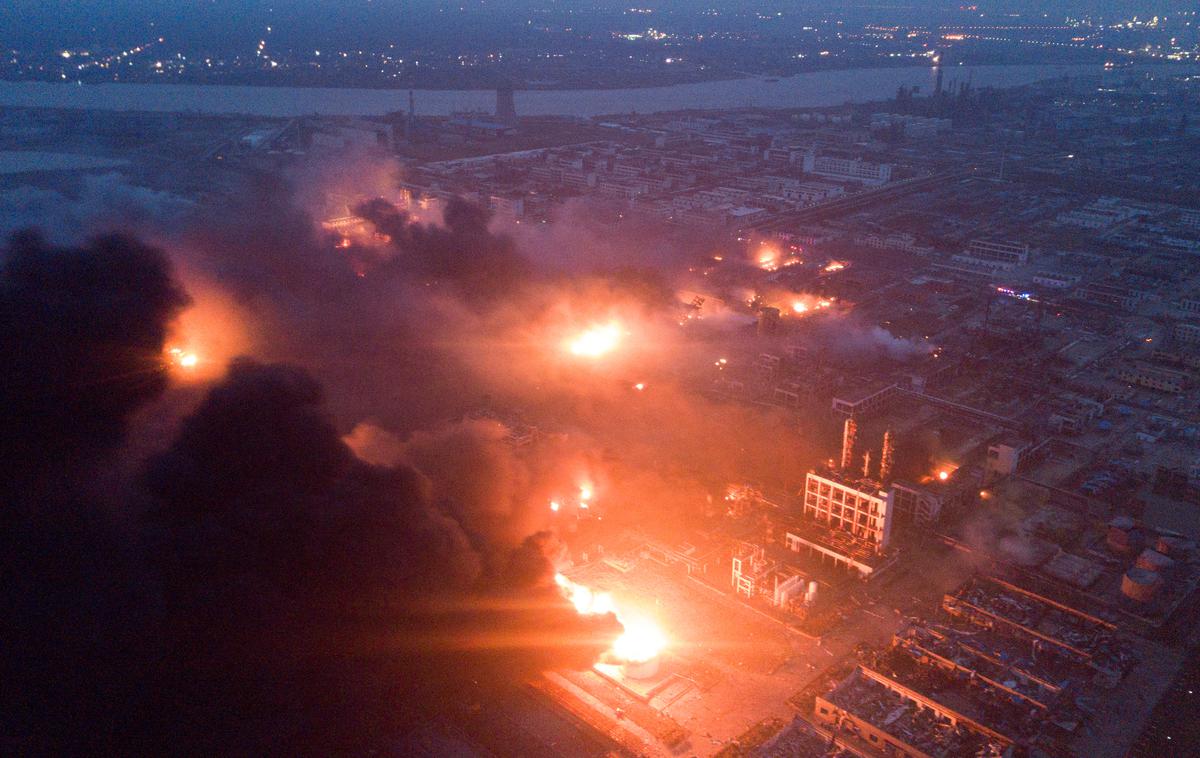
[841,417,857,471]
[405,90,416,142]
[879,428,895,484]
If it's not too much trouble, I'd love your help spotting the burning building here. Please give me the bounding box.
[889,467,973,526]
[781,469,896,579]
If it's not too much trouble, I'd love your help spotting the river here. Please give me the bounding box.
[0,64,1166,118]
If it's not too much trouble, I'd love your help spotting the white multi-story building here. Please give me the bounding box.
[1056,197,1149,229]
[1178,298,1200,317]
[802,151,892,185]
[1032,272,1081,289]
[1174,320,1200,345]
[869,113,952,138]
[800,471,893,548]
[949,239,1030,273]
[782,471,896,578]
[1117,362,1188,393]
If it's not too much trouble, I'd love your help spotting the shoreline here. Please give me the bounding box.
[2,60,1146,94]
[0,63,1189,118]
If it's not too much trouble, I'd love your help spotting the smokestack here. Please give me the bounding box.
[879,428,895,484]
[496,81,517,127]
[861,450,872,480]
[405,90,416,142]
[841,417,857,471]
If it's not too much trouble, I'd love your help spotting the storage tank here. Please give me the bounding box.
[1135,549,1175,573]
[621,656,660,680]
[1107,516,1135,554]
[1121,568,1162,603]
[1156,535,1189,557]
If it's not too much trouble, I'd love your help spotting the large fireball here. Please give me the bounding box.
[567,323,622,358]
[611,617,667,663]
[554,573,666,663]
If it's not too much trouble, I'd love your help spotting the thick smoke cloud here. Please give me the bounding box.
[356,195,532,301]
[0,215,621,753]
[0,230,190,481]
[811,319,935,363]
[0,230,188,754]
[0,172,192,244]
[0,168,819,752]
[142,359,620,754]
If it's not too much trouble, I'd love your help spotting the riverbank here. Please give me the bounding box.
[1,63,1180,118]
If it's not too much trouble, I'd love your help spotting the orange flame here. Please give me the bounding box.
[567,323,622,358]
[554,573,666,663]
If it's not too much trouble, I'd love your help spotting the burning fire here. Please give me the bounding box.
[824,260,846,273]
[554,573,666,664]
[757,248,780,271]
[162,271,253,382]
[755,245,800,272]
[789,296,834,315]
[165,346,200,371]
[567,323,622,358]
[933,464,958,482]
[611,618,667,663]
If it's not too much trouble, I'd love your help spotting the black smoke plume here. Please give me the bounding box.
[142,359,620,754]
[0,230,190,482]
[0,230,188,755]
[356,195,532,301]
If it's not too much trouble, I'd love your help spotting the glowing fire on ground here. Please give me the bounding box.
[755,245,800,272]
[790,297,834,315]
[567,323,622,358]
[758,248,780,271]
[554,573,666,664]
[165,346,200,370]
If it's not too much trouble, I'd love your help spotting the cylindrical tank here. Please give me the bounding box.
[1121,568,1162,603]
[1107,517,1135,554]
[1135,549,1175,573]
[622,656,660,680]
[1157,535,1188,557]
